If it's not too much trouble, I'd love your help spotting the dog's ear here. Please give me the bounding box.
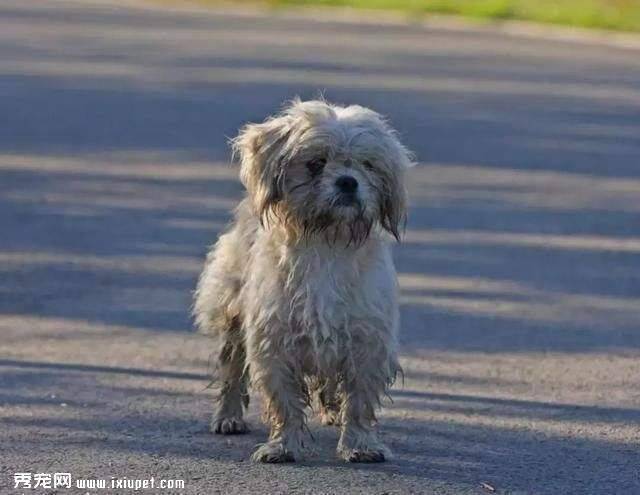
[339,105,414,241]
[378,133,414,242]
[232,115,293,221]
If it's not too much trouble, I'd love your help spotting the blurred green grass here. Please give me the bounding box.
[262,0,640,32]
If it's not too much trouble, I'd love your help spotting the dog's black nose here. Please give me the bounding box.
[335,175,358,193]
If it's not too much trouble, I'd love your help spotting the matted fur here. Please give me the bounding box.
[193,99,413,463]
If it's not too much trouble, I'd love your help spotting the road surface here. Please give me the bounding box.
[1,1,639,493]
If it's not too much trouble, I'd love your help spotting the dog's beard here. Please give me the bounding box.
[275,196,374,247]
[305,210,373,248]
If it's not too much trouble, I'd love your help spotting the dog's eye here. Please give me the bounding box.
[363,160,374,170]
[306,157,326,175]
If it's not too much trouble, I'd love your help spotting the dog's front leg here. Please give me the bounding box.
[249,341,307,463]
[337,362,391,463]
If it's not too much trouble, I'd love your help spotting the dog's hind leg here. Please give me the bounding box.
[194,225,252,435]
[316,378,341,426]
[211,317,250,435]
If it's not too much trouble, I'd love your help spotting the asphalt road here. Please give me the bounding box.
[1,1,640,494]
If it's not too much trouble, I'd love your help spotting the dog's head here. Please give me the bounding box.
[233,99,413,245]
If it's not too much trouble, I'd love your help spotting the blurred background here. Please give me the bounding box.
[1,1,639,494]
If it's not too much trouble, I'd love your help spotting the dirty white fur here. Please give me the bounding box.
[193,99,413,463]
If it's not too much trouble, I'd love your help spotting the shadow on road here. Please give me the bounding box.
[0,357,638,494]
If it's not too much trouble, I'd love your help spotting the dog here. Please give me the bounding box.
[193,99,413,463]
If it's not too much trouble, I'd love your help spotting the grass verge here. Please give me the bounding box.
[257,0,640,32]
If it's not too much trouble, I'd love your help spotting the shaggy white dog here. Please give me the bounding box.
[193,99,413,463]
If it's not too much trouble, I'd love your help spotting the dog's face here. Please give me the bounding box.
[233,100,413,244]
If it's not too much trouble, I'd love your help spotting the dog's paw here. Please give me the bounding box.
[251,441,296,463]
[342,448,387,463]
[337,442,391,463]
[211,416,249,435]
